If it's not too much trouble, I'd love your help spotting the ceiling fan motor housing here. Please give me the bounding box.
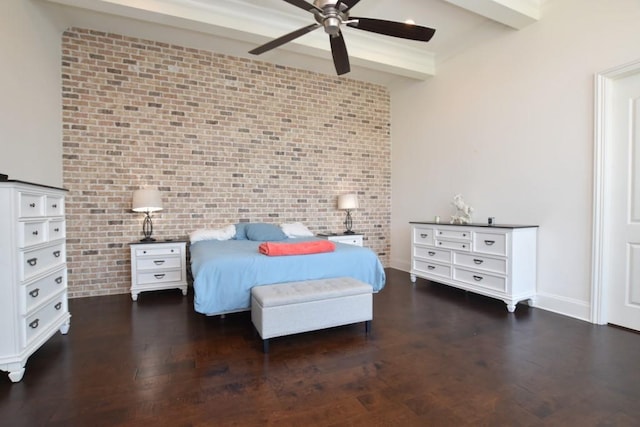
[313,0,349,36]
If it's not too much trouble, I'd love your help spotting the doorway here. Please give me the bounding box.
[592,58,640,331]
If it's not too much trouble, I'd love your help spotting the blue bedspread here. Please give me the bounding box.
[190,237,386,315]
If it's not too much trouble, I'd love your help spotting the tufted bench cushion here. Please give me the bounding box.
[251,277,373,353]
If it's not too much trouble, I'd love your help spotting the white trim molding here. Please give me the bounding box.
[591,58,640,325]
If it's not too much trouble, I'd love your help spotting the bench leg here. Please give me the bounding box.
[263,338,269,354]
[365,320,371,335]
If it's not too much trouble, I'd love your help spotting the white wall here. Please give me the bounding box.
[390,0,640,321]
[0,0,64,186]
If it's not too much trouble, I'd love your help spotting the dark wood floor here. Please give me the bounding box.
[1,269,639,426]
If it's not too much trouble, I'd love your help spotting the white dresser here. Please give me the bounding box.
[410,222,538,312]
[130,241,188,301]
[0,180,71,382]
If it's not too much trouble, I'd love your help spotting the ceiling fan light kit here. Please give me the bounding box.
[249,0,436,76]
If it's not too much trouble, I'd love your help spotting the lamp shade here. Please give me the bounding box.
[132,189,163,213]
[338,193,359,210]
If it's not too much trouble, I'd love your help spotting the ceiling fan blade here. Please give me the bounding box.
[330,32,350,75]
[338,0,361,11]
[347,18,436,42]
[249,23,321,55]
[283,0,323,14]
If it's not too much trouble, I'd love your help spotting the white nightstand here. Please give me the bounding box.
[317,233,364,247]
[129,241,188,301]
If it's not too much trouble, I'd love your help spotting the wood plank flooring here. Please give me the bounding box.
[1,268,639,426]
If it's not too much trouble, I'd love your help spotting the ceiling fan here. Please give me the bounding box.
[249,0,436,76]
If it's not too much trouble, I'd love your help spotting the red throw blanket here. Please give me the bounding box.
[258,240,336,256]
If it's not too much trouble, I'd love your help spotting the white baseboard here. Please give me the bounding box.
[390,258,410,273]
[530,292,591,323]
[387,263,592,323]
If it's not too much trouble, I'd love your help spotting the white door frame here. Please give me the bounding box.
[591,58,640,324]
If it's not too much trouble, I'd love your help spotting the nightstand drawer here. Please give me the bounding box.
[137,270,183,285]
[136,246,182,257]
[137,256,182,271]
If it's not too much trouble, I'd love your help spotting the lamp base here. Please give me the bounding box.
[343,230,355,235]
[140,236,156,242]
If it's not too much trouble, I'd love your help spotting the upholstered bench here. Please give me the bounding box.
[251,277,373,353]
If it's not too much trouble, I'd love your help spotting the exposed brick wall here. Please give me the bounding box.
[62,28,390,298]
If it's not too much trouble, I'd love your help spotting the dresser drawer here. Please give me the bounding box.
[413,259,451,279]
[136,246,182,257]
[18,192,45,218]
[137,269,183,285]
[48,220,66,241]
[413,227,434,245]
[46,195,64,216]
[474,232,507,256]
[23,268,67,313]
[20,243,65,281]
[453,268,506,292]
[413,246,451,263]
[435,239,471,251]
[454,252,507,274]
[137,256,182,271]
[24,292,67,346]
[436,228,471,240]
[19,221,47,248]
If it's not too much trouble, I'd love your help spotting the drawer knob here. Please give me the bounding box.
[29,288,40,298]
[29,203,36,208]
[54,228,60,232]
[27,257,38,267]
[484,240,495,246]
[154,273,166,279]
[473,259,484,265]
[52,203,58,208]
[53,250,61,258]
[420,233,428,238]
[462,245,466,248]
[463,233,467,237]
[32,230,38,236]
[473,275,483,281]
[153,260,165,265]
[29,319,39,329]
[55,276,63,284]
[55,302,62,310]
[428,251,436,256]
[427,265,436,270]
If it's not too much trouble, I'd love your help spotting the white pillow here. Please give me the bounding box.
[190,224,236,243]
[280,222,314,238]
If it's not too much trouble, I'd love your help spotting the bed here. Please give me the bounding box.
[190,236,386,316]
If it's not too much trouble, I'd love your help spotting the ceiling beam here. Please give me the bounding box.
[45,0,436,80]
[443,0,540,29]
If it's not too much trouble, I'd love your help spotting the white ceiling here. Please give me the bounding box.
[42,0,542,86]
